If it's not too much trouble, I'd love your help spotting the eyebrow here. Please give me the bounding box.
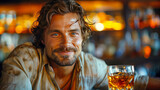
[47,29,81,34]
[47,30,60,34]
[69,29,81,32]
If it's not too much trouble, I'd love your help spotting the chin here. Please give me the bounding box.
[56,60,76,66]
[54,56,77,66]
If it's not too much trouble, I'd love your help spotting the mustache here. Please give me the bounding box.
[53,47,77,52]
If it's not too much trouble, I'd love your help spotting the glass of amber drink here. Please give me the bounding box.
[108,65,134,90]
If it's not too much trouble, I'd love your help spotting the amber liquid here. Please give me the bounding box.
[108,72,134,90]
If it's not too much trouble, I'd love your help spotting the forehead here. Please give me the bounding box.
[50,13,80,28]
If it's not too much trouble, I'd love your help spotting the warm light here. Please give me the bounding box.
[150,19,156,29]
[97,12,107,22]
[0,26,5,34]
[112,22,123,30]
[15,25,23,34]
[144,46,151,59]
[24,20,31,28]
[104,21,113,29]
[115,16,123,21]
[8,26,16,33]
[95,23,104,31]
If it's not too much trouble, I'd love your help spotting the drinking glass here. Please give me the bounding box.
[107,65,134,90]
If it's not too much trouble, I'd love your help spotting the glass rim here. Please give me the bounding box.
[108,65,134,67]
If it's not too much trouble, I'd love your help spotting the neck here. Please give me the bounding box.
[50,61,75,89]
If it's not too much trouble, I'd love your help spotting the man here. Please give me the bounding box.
[0,0,160,90]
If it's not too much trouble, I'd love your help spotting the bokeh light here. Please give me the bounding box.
[95,23,104,31]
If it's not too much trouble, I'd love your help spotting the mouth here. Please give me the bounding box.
[57,51,74,56]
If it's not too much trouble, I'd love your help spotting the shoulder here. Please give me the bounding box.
[8,42,38,57]
[79,51,107,69]
[79,51,107,76]
[5,42,41,69]
[0,42,37,89]
[78,52,108,87]
[6,42,41,62]
[3,42,41,79]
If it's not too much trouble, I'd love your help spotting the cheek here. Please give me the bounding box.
[73,39,83,50]
[44,41,57,54]
[44,36,60,48]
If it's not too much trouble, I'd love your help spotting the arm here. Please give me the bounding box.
[146,77,160,90]
[0,43,39,90]
[0,63,32,90]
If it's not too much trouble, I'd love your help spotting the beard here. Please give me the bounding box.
[47,47,79,66]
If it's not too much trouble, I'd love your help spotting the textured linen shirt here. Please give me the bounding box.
[0,42,149,90]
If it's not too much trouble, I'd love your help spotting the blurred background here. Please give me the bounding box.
[0,0,160,77]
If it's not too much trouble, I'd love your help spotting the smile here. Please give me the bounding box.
[57,51,74,56]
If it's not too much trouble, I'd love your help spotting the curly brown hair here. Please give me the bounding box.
[31,0,91,49]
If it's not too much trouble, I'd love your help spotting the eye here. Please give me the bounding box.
[51,33,60,37]
[71,32,77,35]
[70,32,80,36]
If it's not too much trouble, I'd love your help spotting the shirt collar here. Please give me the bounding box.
[76,52,84,72]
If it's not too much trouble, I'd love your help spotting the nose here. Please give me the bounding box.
[61,34,72,47]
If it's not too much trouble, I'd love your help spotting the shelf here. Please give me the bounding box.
[129,1,160,9]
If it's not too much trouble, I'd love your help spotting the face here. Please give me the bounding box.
[43,13,83,66]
